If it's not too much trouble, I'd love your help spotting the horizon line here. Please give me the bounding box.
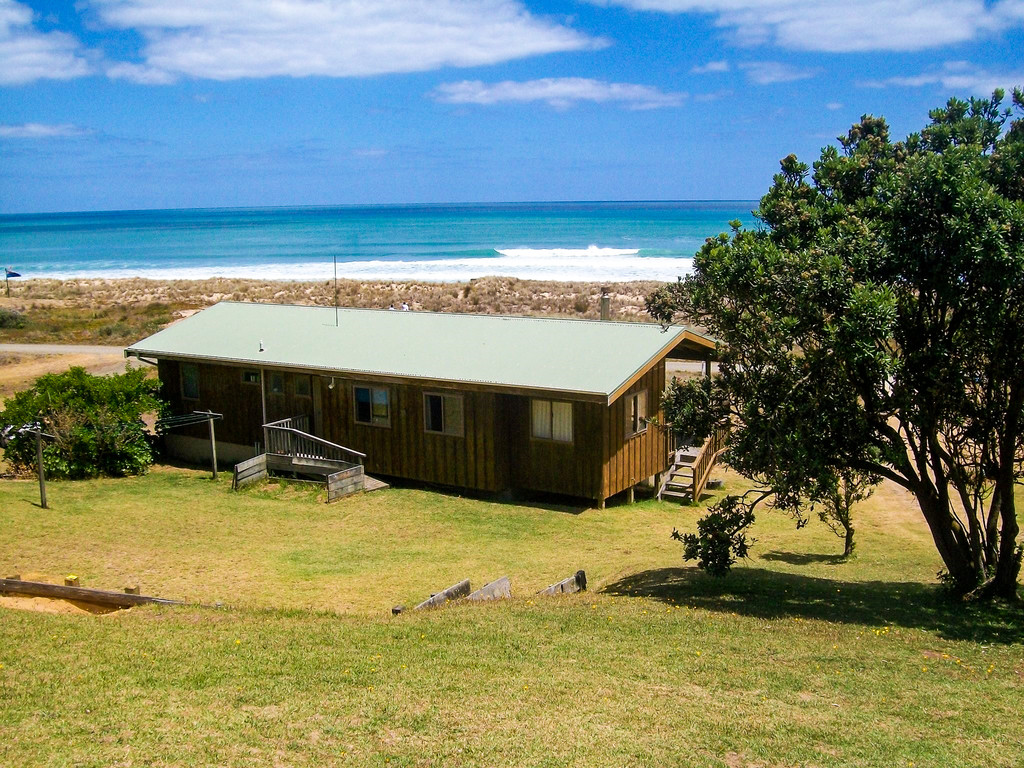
[0,199,760,218]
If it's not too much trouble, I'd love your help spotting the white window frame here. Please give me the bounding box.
[423,392,464,437]
[353,384,391,427]
[530,399,573,443]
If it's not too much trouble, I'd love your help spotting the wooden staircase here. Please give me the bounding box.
[657,422,729,504]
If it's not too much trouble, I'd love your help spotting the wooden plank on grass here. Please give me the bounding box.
[467,576,511,602]
[0,578,182,609]
[414,579,471,610]
[537,570,587,596]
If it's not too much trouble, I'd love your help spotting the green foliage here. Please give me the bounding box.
[0,306,26,329]
[660,376,727,445]
[649,90,1024,597]
[672,492,756,575]
[0,366,164,479]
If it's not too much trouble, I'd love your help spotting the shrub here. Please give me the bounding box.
[0,366,165,479]
[0,307,26,329]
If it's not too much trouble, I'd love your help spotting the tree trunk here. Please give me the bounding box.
[914,489,978,592]
[990,439,1021,599]
[843,525,855,557]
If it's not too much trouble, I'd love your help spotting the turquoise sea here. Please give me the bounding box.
[0,202,757,283]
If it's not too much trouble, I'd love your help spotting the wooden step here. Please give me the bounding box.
[363,475,389,492]
[660,490,692,501]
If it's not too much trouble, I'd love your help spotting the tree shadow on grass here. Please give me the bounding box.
[759,550,848,566]
[601,566,1024,645]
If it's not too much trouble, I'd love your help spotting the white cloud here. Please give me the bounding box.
[593,0,1024,53]
[106,61,176,84]
[0,0,91,84]
[432,78,687,109]
[826,101,843,110]
[861,60,1024,93]
[691,60,729,74]
[739,61,817,84]
[0,122,90,138]
[90,0,604,82]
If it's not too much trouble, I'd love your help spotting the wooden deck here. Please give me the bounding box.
[234,417,386,502]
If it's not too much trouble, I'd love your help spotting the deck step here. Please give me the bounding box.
[660,490,692,501]
[363,475,390,492]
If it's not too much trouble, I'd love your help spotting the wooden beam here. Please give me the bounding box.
[414,579,471,610]
[0,578,182,609]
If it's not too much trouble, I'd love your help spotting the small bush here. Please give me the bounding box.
[0,307,27,329]
[0,366,165,479]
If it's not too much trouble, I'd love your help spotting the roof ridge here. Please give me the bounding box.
[214,299,685,330]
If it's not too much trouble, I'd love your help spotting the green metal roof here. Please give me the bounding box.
[126,302,713,401]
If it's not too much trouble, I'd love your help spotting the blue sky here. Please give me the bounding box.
[2,0,1023,213]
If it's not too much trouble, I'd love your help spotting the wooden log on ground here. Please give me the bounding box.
[537,570,587,596]
[414,579,471,610]
[0,578,182,609]
[467,576,512,602]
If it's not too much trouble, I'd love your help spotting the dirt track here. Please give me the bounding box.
[0,343,132,403]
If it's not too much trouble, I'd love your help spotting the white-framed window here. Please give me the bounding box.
[181,363,200,400]
[627,391,648,437]
[269,371,285,395]
[354,385,390,427]
[294,375,312,398]
[241,369,260,385]
[424,392,464,436]
[531,399,573,443]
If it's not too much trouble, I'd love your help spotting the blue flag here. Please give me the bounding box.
[5,268,20,278]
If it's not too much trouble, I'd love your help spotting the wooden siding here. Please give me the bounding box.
[503,395,604,499]
[157,360,312,449]
[157,357,673,503]
[317,378,508,492]
[601,360,669,499]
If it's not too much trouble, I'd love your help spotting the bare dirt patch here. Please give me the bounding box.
[0,594,120,616]
[0,350,129,402]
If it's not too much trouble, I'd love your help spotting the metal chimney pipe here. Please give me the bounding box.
[600,286,611,321]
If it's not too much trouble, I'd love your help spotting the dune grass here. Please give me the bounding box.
[0,276,662,345]
[1,466,1022,767]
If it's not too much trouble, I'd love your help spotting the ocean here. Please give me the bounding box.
[0,201,757,283]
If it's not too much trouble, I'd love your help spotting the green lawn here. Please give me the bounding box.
[1,466,1022,767]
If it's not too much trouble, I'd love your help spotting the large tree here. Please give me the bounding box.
[648,90,1024,599]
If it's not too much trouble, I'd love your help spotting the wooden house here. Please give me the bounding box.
[126,302,716,506]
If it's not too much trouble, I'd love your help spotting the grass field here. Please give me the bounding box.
[1,466,1022,767]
